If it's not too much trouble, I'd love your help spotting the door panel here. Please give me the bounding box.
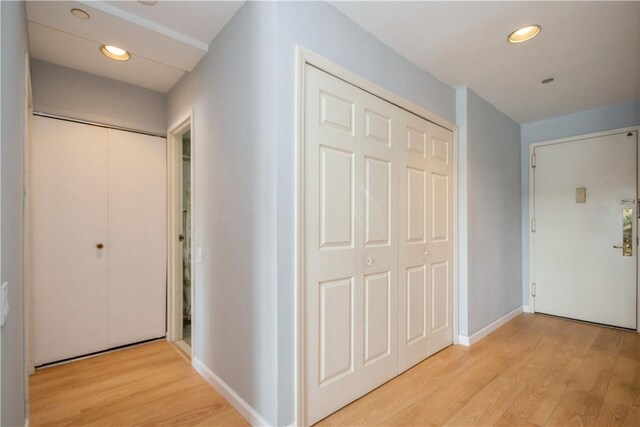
[107,129,167,347]
[32,116,110,365]
[426,123,454,354]
[534,132,637,329]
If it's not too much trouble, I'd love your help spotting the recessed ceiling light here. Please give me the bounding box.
[138,0,158,5]
[70,8,90,20]
[508,24,541,44]
[99,45,131,61]
[541,78,555,84]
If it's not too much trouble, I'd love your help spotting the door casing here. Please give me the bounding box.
[294,46,459,426]
[527,127,640,332]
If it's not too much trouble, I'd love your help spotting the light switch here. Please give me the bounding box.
[1,282,8,327]
[576,187,587,203]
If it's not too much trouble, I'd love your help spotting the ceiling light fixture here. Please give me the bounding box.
[99,45,131,61]
[138,0,158,5]
[541,77,555,84]
[70,8,90,20]
[508,24,541,44]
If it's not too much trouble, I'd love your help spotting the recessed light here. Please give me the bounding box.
[71,8,90,20]
[100,45,131,61]
[508,24,541,44]
[138,0,158,5]
[541,78,555,84]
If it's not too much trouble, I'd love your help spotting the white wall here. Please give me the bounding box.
[520,100,640,307]
[457,87,522,336]
[1,1,29,426]
[31,59,167,135]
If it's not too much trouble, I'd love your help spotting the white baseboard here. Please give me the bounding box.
[192,357,272,426]
[523,305,534,313]
[25,418,30,427]
[458,305,524,347]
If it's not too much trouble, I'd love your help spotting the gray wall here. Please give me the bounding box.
[1,1,29,426]
[168,2,279,424]
[31,60,167,135]
[457,87,522,336]
[520,100,640,307]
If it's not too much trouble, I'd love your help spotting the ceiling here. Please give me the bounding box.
[332,1,640,123]
[26,1,244,93]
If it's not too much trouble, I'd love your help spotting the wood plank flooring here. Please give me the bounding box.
[29,341,248,426]
[319,313,640,427]
[30,314,639,426]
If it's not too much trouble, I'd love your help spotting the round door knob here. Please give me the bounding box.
[96,243,104,249]
[423,251,429,258]
[365,257,373,266]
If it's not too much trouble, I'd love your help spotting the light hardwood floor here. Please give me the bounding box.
[319,313,640,427]
[30,314,639,427]
[29,341,248,426]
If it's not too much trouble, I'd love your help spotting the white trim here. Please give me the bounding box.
[528,126,640,332]
[523,305,534,313]
[457,306,524,347]
[294,45,458,426]
[25,418,29,427]
[166,112,196,355]
[192,357,272,427]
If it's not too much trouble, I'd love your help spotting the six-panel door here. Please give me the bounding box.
[305,65,454,425]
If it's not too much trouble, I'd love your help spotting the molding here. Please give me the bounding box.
[192,357,272,427]
[523,305,534,313]
[457,306,524,347]
[25,418,30,427]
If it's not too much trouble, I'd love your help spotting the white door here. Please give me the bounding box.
[32,116,110,365]
[398,114,454,372]
[533,131,637,329]
[107,129,167,347]
[304,65,399,424]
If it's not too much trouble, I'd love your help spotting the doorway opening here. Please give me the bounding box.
[167,115,195,356]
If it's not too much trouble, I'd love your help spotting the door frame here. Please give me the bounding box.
[294,46,459,426]
[166,112,196,355]
[528,126,640,332]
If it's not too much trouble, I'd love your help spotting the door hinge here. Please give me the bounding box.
[531,283,536,297]
[531,218,536,232]
[531,153,537,168]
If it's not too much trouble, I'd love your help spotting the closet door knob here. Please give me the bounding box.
[96,243,104,249]
[365,257,373,266]
[423,251,429,258]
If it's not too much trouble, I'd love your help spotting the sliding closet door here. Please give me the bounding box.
[426,123,454,354]
[32,116,110,365]
[108,129,167,347]
[398,112,430,372]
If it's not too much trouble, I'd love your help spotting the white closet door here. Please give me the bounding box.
[426,123,454,354]
[359,91,398,392]
[398,112,430,372]
[305,65,362,425]
[107,129,167,347]
[32,116,110,365]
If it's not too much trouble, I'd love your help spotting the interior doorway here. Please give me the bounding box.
[167,115,195,356]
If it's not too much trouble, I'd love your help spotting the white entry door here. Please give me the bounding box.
[533,131,637,329]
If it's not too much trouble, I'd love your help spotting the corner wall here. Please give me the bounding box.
[520,100,640,307]
[1,1,29,426]
[457,87,522,337]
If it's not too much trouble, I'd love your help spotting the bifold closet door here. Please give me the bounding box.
[107,129,167,347]
[305,65,398,425]
[33,116,110,365]
[398,114,454,372]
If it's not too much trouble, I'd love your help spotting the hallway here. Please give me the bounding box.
[29,341,248,426]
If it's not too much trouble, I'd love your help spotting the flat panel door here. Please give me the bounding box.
[426,123,454,354]
[534,131,637,329]
[32,116,110,365]
[108,129,167,347]
[305,65,362,425]
[398,112,430,372]
[359,91,398,393]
